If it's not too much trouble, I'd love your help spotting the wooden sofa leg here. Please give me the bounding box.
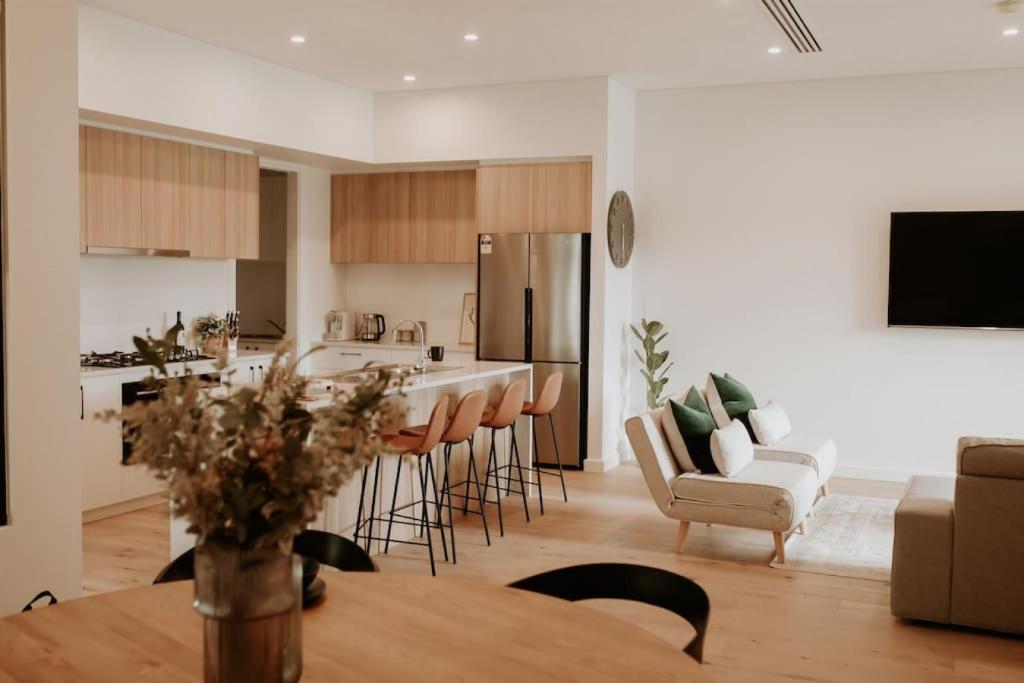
[675,521,691,553]
[773,531,786,564]
[798,520,807,535]
[820,482,830,497]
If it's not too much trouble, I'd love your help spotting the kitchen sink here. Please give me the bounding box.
[333,364,462,384]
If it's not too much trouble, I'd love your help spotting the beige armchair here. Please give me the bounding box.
[891,437,1024,634]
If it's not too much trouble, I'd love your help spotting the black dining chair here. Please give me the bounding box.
[507,562,710,663]
[153,529,378,584]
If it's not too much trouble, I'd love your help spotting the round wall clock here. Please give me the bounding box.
[607,190,635,268]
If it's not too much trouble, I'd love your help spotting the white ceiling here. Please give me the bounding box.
[82,0,1024,92]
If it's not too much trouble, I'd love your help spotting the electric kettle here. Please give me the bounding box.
[359,313,386,341]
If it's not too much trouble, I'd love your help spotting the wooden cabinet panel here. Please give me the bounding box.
[532,161,592,233]
[225,151,260,260]
[451,170,478,263]
[79,125,87,254]
[85,127,142,248]
[80,376,124,511]
[476,164,533,234]
[188,145,226,258]
[369,172,410,263]
[141,137,189,251]
[331,174,372,263]
[409,171,449,263]
[259,171,288,262]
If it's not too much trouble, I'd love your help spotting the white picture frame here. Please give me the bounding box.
[459,292,477,346]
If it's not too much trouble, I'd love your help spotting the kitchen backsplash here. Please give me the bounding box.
[342,263,475,345]
[80,255,233,352]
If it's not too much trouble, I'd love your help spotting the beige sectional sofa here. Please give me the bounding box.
[892,437,1024,635]
[625,408,819,563]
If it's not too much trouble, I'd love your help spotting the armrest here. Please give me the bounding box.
[957,437,1024,479]
[891,475,954,624]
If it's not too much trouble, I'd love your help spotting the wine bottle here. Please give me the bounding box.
[171,311,186,356]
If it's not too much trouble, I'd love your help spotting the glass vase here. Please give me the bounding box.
[193,544,303,683]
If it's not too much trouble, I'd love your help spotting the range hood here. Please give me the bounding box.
[85,246,190,257]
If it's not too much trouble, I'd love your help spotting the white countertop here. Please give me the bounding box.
[317,339,475,354]
[301,361,531,410]
[80,349,277,380]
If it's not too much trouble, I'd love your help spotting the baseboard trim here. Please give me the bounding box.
[833,465,951,484]
[83,492,167,523]
[583,458,614,473]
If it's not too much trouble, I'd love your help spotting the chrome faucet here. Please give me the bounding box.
[392,320,427,371]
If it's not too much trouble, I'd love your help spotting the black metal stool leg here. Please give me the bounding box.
[365,456,382,553]
[437,448,456,564]
[418,456,437,576]
[482,429,504,537]
[550,413,568,502]
[467,446,491,545]
[504,426,513,496]
[383,455,403,554]
[510,428,531,522]
[353,463,369,547]
[531,415,545,515]
[462,435,475,516]
[426,454,448,563]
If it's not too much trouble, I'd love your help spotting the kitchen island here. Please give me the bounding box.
[170,360,533,558]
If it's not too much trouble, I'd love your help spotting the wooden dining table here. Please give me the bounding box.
[0,572,712,682]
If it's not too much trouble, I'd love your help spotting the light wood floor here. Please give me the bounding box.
[82,467,1024,682]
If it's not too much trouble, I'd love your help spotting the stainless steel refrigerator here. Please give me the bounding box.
[477,233,589,467]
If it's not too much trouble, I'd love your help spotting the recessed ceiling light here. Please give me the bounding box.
[767,46,783,54]
[403,74,417,82]
[1003,27,1020,37]
[464,33,480,42]
[290,35,306,44]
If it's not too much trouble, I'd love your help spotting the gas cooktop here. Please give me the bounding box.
[80,350,214,369]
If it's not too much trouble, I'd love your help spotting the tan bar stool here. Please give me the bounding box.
[353,395,450,576]
[480,379,530,536]
[521,372,568,515]
[399,390,491,561]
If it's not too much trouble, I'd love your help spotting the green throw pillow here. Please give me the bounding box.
[709,373,757,440]
[667,387,719,474]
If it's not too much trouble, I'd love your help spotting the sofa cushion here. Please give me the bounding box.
[754,434,837,486]
[669,460,816,532]
[663,387,718,474]
[892,476,955,624]
[710,419,754,477]
[749,401,792,446]
[705,373,757,438]
[957,437,1024,479]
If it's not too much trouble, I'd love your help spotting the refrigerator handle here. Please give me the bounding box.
[525,287,533,362]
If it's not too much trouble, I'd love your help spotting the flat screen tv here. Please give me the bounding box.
[888,211,1024,330]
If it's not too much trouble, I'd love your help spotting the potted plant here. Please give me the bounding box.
[193,313,228,355]
[104,333,397,682]
[631,318,673,410]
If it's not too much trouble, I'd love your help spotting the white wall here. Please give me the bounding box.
[342,264,475,345]
[634,68,1024,481]
[78,5,374,162]
[0,0,82,614]
[80,256,233,352]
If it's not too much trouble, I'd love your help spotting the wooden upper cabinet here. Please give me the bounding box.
[476,164,533,234]
[188,145,226,258]
[85,127,142,248]
[476,160,592,234]
[331,170,474,264]
[532,161,592,233]
[225,151,260,260]
[141,137,189,251]
[79,126,87,254]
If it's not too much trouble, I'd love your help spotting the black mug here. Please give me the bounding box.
[428,345,445,362]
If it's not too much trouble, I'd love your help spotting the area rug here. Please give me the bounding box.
[769,494,898,582]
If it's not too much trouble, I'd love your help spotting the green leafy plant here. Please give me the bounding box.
[101,333,399,552]
[193,313,227,345]
[631,318,673,410]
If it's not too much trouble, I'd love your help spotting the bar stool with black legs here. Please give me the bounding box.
[520,372,568,515]
[353,395,450,575]
[399,389,491,561]
[480,379,530,536]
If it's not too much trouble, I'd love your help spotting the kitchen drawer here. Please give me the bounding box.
[390,348,424,365]
[312,347,389,372]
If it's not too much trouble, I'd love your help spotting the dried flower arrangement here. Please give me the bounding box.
[103,334,399,551]
[193,313,227,346]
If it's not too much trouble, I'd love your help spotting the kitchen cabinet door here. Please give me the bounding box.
[80,376,124,511]
[451,170,478,263]
[531,160,592,233]
[85,127,143,249]
[331,174,372,263]
[188,145,226,258]
[259,171,288,262]
[369,172,411,263]
[141,137,190,251]
[225,151,260,260]
[79,125,87,254]
[310,346,390,372]
[409,171,451,263]
[476,164,534,234]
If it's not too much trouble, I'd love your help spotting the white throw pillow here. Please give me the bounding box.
[710,419,754,478]
[703,374,731,429]
[748,401,792,446]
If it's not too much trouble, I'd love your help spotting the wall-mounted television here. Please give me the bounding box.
[888,211,1024,330]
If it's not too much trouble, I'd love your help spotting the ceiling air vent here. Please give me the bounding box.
[758,0,821,53]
